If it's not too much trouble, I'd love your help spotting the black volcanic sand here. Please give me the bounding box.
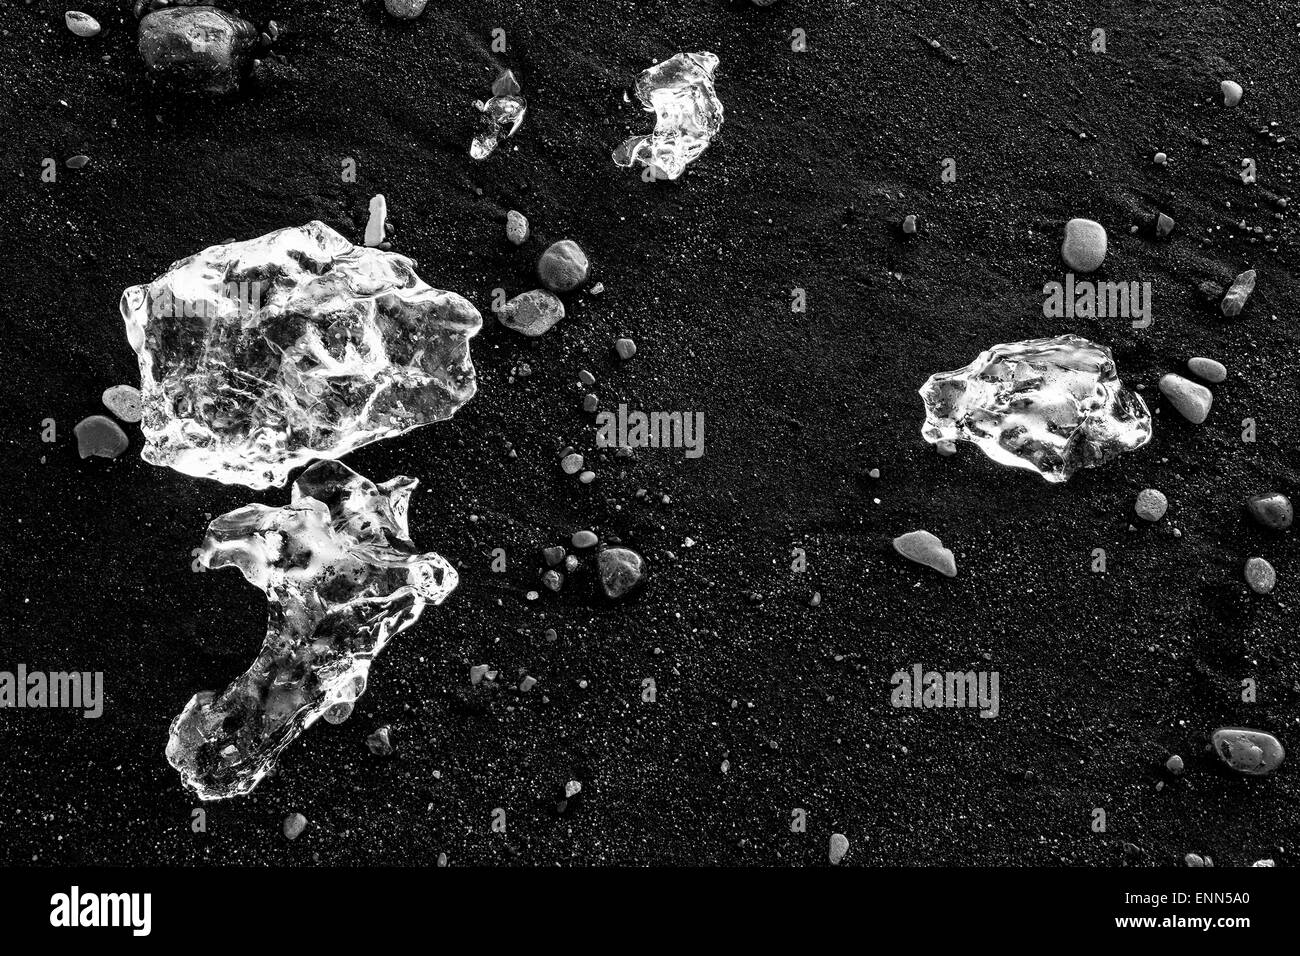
[2,0,1297,866]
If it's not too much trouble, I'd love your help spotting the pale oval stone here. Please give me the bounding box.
[1210,727,1284,774]
[538,240,589,292]
[1245,492,1293,531]
[282,812,308,840]
[1186,357,1226,383]
[902,214,917,235]
[102,384,143,422]
[1061,218,1107,273]
[65,11,101,37]
[506,210,529,245]
[560,453,584,475]
[75,415,129,459]
[364,194,387,247]
[597,547,645,599]
[892,530,956,577]
[571,530,599,549]
[1221,80,1243,107]
[384,0,428,18]
[498,289,565,337]
[1158,373,1212,424]
[1135,488,1167,522]
[614,337,637,360]
[829,833,849,864]
[1244,557,1276,594]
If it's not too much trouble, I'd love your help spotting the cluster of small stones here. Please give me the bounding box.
[533,529,646,600]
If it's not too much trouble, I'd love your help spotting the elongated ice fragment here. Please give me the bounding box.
[919,334,1151,482]
[166,460,457,800]
[120,221,481,489]
[613,52,723,179]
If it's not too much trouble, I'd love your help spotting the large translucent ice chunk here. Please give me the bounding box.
[121,221,481,489]
[919,334,1152,482]
[166,460,457,800]
[613,52,723,180]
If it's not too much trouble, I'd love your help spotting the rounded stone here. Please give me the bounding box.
[1061,218,1107,273]
[1165,754,1184,775]
[537,240,589,292]
[1210,727,1284,775]
[1186,357,1226,383]
[139,7,258,96]
[902,214,917,235]
[74,415,129,459]
[102,384,143,422]
[1158,373,1212,424]
[829,833,849,865]
[365,726,393,755]
[384,0,428,18]
[1245,492,1293,531]
[560,453,584,475]
[498,289,565,337]
[1244,557,1276,594]
[1135,489,1168,522]
[282,812,308,840]
[505,210,529,246]
[1221,80,1243,107]
[65,11,101,37]
[614,337,637,360]
[571,530,598,549]
[597,547,645,599]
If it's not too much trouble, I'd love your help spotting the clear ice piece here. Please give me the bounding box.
[120,221,481,489]
[613,52,723,180]
[470,72,526,160]
[919,334,1151,482]
[165,460,458,800]
[1221,268,1256,316]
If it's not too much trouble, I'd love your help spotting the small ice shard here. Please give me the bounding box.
[1221,268,1256,316]
[75,415,129,459]
[919,334,1151,482]
[364,194,387,247]
[138,6,258,95]
[120,221,481,489]
[166,460,458,800]
[613,52,724,180]
[102,384,143,423]
[470,70,526,160]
